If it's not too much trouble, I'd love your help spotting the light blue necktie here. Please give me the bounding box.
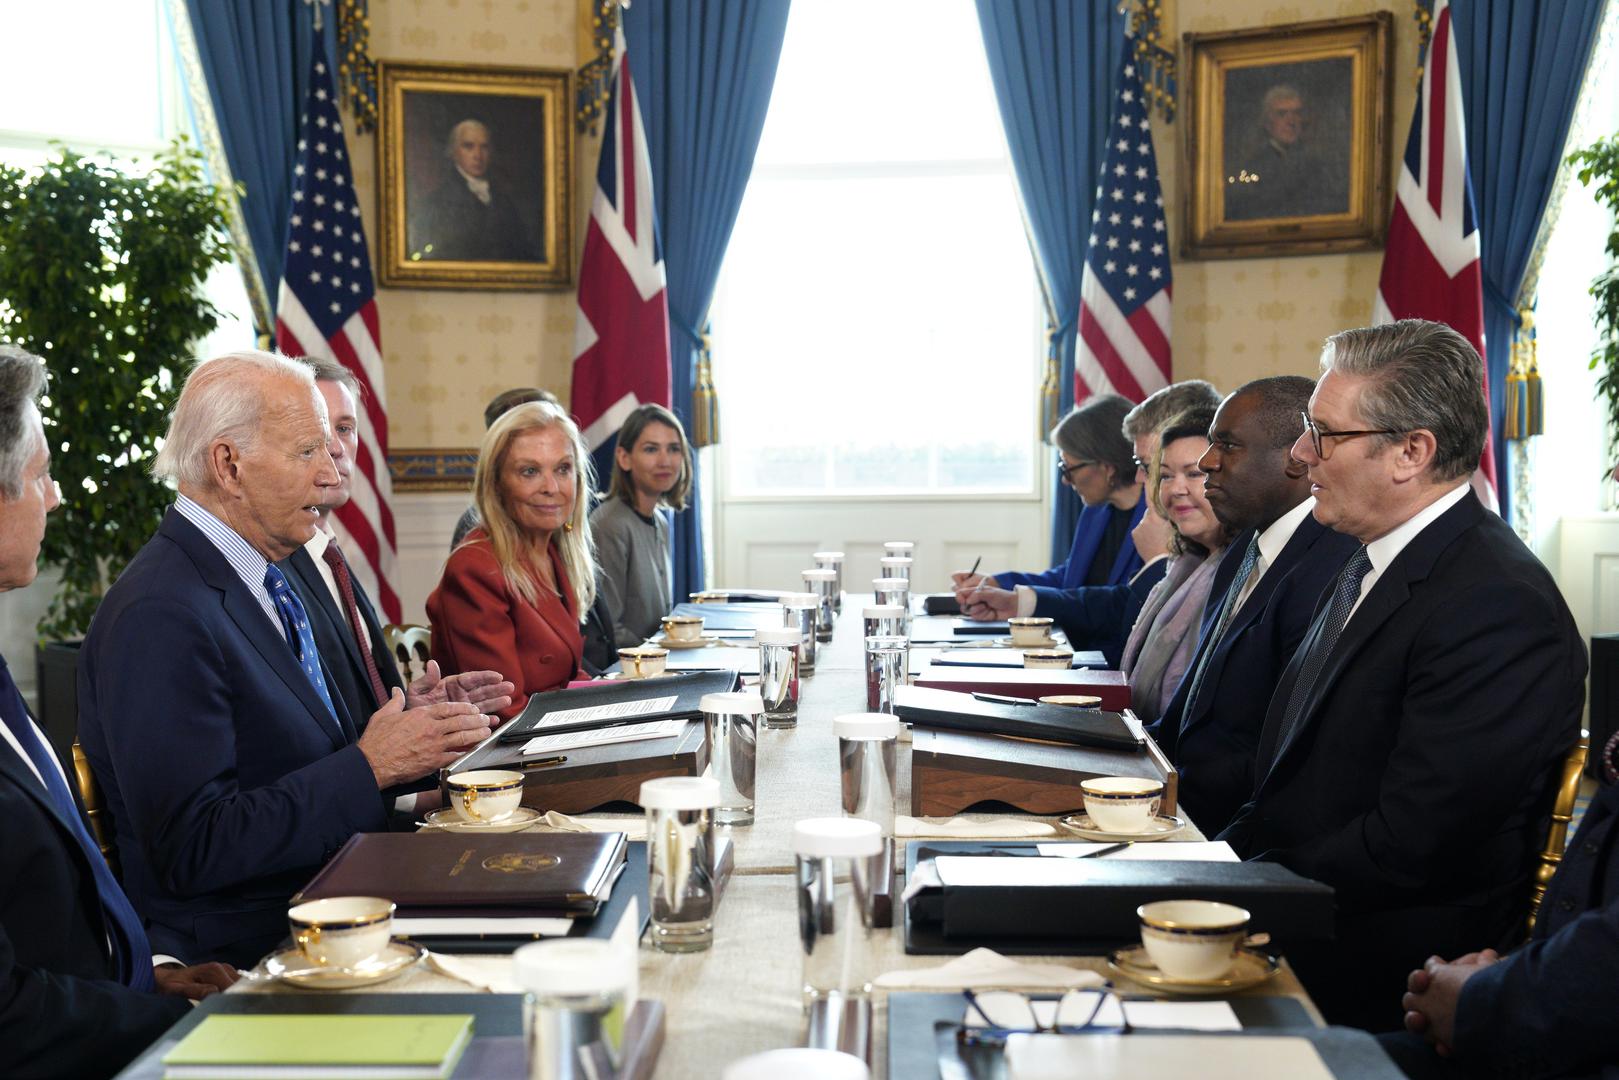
[263,564,340,731]
[1180,535,1262,718]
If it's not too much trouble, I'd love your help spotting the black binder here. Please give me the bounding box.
[894,685,1143,752]
[902,841,1334,955]
[493,669,740,743]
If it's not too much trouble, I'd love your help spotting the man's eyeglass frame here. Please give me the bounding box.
[1299,411,1401,459]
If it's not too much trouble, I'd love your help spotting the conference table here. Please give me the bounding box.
[229,595,1325,1078]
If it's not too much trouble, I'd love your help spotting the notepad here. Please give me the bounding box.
[162,1014,474,1079]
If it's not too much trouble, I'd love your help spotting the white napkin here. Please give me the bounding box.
[537,811,647,841]
[875,947,1106,990]
[423,951,520,993]
[898,815,1058,839]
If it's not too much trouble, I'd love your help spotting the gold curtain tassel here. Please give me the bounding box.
[1039,340,1060,438]
[690,333,720,449]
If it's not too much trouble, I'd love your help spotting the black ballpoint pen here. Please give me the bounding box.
[1080,841,1132,858]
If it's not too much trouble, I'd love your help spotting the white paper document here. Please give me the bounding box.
[1033,841,1240,861]
[393,915,575,937]
[521,718,686,755]
[1005,1034,1333,1080]
[532,695,679,730]
[967,993,1239,1033]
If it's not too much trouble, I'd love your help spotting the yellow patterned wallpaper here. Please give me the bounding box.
[355,0,595,452]
[359,0,1416,451]
[1160,0,1419,390]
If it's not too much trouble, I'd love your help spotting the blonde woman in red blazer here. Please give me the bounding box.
[428,401,596,719]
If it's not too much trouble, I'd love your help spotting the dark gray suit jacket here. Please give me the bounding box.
[281,543,405,724]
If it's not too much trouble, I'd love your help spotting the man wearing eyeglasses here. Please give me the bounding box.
[1219,319,1585,1034]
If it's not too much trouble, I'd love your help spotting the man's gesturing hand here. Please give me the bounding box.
[358,689,489,788]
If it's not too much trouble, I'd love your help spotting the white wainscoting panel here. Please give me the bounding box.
[393,492,473,628]
[1553,513,1619,649]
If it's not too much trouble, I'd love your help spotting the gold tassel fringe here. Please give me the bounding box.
[690,329,720,449]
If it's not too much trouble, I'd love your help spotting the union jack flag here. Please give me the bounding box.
[1076,37,1172,405]
[572,24,671,471]
[275,38,399,619]
[1373,0,1497,502]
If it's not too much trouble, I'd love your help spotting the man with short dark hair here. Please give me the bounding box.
[1220,320,1586,1032]
[279,356,511,744]
[0,345,237,1079]
[1150,376,1357,835]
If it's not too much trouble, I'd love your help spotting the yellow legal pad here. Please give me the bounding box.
[162,1014,475,1079]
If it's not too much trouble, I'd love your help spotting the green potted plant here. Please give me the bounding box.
[1571,131,1619,482]
[0,141,233,758]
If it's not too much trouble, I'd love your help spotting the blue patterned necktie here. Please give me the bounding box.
[263,564,340,731]
[1180,535,1261,716]
[0,658,155,989]
[1267,546,1373,768]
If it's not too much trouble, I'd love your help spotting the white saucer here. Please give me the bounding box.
[420,805,542,833]
[260,938,424,989]
[657,634,721,650]
[601,668,680,680]
[1108,944,1279,994]
[1057,813,1187,842]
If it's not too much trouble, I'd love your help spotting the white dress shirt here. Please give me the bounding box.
[1346,481,1472,623]
[1233,496,1319,612]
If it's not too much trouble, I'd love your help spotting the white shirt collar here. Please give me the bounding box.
[1255,496,1317,568]
[456,165,492,205]
[1363,482,1472,578]
[304,522,333,559]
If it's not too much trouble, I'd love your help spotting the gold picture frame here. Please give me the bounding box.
[377,60,573,290]
[1181,13,1391,260]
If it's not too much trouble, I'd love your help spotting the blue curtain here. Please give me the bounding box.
[180,1,333,327]
[621,0,792,601]
[976,2,1128,563]
[1451,1,1604,520]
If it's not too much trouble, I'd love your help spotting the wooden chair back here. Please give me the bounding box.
[385,623,433,683]
[70,738,119,878]
[1528,729,1590,934]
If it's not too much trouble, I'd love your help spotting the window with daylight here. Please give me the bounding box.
[709,0,1041,498]
[0,1,254,358]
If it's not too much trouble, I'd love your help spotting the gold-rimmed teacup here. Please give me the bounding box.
[661,615,705,643]
[445,768,524,823]
[1137,899,1250,981]
[287,896,395,969]
[1021,648,1074,670]
[1009,616,1055,647]
[618,646,670,679]
[1080,776,1163,833]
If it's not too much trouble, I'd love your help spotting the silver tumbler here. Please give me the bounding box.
[513,939,628,1080]
[641,775,721,953]
[834,713,899,847]
[802,568,837,643]
[872,577,911,637]
[878,555,912,585]
[863,635,907,714]
[793,817,882,1003]
[755,627,801,729]
[883,540,915,561]
[782,592,819,674]
[813,550,845,614]
[861,604,904,641]
[701,691,763,826]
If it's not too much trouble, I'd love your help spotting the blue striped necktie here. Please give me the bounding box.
[0,658,154,989]
[1181,535,1261,716]
[1268,546,1373,768]
[263,564,340,731]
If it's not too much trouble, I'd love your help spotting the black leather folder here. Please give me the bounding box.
[894,685,1143,752]
[922,593,961,616]
[494,669,740,743]
[930,648,1107,669]
[903,842,1334,955]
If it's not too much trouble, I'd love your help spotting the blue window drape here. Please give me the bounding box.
[621,0,792,601]
[976,1,1128,563]
[180,1,333,326]
[1451,1,1605,521]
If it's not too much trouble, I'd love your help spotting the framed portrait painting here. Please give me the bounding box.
[377,61,572,290]
[1181,13,1391,259]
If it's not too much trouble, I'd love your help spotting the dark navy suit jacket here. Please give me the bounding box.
[1448,779,1619,1079]
[994,494,1149,665]
[1150,512,1356,835]
[1220,493,1586,1031]
[78,510,391,967]
[0,705,186,1079]
[281,543,405,723]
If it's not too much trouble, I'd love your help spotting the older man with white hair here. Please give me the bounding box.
[0,345,238,1079]
[77,351,492,968]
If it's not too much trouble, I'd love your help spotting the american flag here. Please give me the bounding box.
[275,39,400,620]
[1076,38,1172,405]
[572,23,672,472]
[1372,0,1497,502]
